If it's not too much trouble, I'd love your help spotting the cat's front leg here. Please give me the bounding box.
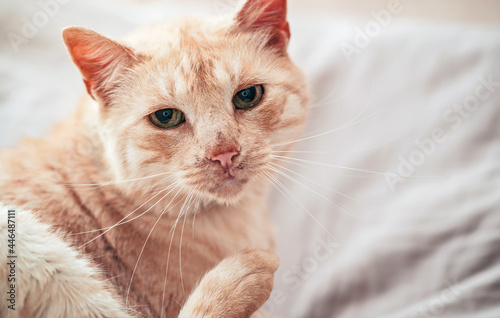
[0,205,132,318]
[178,248,279,318]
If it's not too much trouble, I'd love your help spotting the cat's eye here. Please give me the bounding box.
[233,85,264,110]
[149,108,185,129]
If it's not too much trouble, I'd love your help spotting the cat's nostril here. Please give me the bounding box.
[210,152,239,170]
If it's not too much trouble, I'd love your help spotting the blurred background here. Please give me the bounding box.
[1,1,500,317]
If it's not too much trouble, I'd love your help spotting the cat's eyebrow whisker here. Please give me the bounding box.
[262,169,338,241]
[267,161,357,202]
[266,164,364,222]
[126,185,184,309]
[73,182,178,235]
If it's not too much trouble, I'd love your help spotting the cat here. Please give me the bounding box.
[0,0,309,316]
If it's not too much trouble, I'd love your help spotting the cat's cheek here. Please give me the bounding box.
[281,94,307,124]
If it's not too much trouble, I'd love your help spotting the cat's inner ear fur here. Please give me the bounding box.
[62,26,139,102]
[234,0,290,50]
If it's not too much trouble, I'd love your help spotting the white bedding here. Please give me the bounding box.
[1,1,500,317]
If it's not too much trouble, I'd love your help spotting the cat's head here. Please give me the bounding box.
[63,0,308,205]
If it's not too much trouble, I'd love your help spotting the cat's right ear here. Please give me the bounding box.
[62,27,139,102]
[234,0,290,50]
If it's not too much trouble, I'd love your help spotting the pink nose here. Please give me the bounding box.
[210,152,238,169]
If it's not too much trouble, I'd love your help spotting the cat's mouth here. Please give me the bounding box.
[199,164,250,200]
[188,156,253,200]
[210,174,249,197]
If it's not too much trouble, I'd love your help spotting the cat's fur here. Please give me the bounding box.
[0,0,308,316]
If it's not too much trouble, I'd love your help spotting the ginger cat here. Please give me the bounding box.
[0,0,309,316]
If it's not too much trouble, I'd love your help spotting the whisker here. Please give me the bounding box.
[62,171,174,188]
[191,191,202,243]
[81,182,179,247]
[258,171,300,214]
[270,134,404,155]
[271,108,381,148]
[178,190,197,297]
[178,212,189,267]
[160,188,192,318]
[268,161,357,201]
[258,171,303,216]
[125,200,170,307]
[271,87,378,148]
[126,185,183,309]
[73,183,178,235]
[266,164,364,221]
[270,155,402,177]
[262,170,338,240]
[269,156,380,179]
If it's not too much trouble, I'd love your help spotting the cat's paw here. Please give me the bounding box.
[226,248,279,305]
[179,249,279,318]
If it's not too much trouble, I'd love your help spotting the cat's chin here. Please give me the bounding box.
[205,177,249,203]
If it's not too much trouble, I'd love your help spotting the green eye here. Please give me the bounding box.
[233,85,264,110]
[149,108,185,129]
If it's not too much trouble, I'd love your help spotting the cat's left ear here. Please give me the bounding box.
[234,0,290,50]
[62,26,139,102]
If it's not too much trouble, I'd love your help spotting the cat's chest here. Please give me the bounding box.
[93,204,275,317]
[0,169,274,317]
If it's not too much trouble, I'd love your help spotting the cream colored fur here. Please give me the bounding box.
[0,204,130,318]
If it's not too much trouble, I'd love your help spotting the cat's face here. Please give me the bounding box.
[64,0,308,205]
